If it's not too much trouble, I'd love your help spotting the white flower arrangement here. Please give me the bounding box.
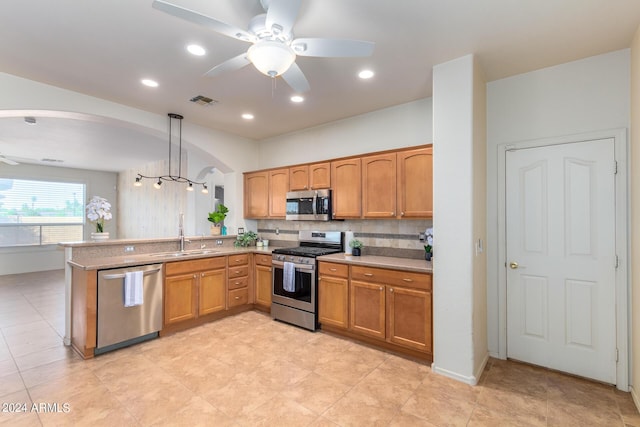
[424,227,433,253]
[86,196,112,233]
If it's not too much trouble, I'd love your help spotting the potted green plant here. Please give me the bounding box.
[234,230,258,247]
[349,239,363,256]
[207,204,228,235]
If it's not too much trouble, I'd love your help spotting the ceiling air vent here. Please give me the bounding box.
[189,95,218,106]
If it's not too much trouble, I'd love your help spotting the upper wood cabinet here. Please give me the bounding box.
[244,171,269,218]
[268,168,289,218]
[289,162,331,191]
[289,165,309,191]
[397,147,433,218]
[362,153,397,218]
[331,158,361,219]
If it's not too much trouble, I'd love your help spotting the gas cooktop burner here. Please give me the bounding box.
[271,246,341,258]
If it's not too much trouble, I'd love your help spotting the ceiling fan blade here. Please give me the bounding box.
[281,63,310,93]
[204,53,251,78]
[152,0,255,42]
[0,156,19,166]
[291,38,375,57]
[265,0,301,37]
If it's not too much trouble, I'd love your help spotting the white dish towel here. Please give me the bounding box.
[124,271,144,307]
[283,261,296,292]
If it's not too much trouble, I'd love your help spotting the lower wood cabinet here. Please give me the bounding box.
[227,254,250,308]
[318,262,349,329]
[164,257,226,326]
[319,261,432,357]
[254,253,273,309]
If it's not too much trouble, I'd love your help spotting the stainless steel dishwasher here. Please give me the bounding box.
[96,263,163,355]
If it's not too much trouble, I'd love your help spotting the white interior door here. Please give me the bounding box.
[506,138,617,384]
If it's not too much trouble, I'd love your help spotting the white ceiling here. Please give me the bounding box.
[1,0,640,172]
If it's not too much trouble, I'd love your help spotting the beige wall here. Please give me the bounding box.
[630,25,640,405]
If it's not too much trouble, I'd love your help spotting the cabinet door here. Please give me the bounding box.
[255,264,272,308]
[387,286,432,352]
[309,162,331,189]
[199,269,226,315]
[362,153,396,218]
[289,165,309,191]
[397,146,433,218]
[349,280,385,340]
[165,273,197,325]
[318,275,349,329]
[244,171,269,218]
[269,168,289,218]
[331,158,361,218]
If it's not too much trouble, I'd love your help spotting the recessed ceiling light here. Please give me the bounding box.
[187,44,206,56]
[141,79,159,88]
[358,70,375,79]
[290,95,304,103]
[242,113,254,120]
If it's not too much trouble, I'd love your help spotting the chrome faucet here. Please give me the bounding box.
[179,213,185,252]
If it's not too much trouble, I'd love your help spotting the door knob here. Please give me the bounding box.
[509,261,519,269]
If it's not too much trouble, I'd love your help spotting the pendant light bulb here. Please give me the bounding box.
[201,184,209,194]
[134,177,142,187]
[186,182,194,192]
[154,180,162,189]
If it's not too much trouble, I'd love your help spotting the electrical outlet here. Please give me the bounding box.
[419,233,425,241]
[275,227,280,235]
[124,246,135,252]
[216,240,223,246]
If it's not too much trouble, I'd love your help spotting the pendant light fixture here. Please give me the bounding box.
[134,113,208,194]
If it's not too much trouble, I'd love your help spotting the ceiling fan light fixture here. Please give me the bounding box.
[358,69,375,79]
[290,95,304,103]
[187,44,206,56]
[247,41,296,77]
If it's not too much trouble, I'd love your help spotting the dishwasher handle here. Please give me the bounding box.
[102,267,162,280]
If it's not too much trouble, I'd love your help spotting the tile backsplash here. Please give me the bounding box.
[257,219,432,259]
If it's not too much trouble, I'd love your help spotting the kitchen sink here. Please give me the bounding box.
[148,250,218,257]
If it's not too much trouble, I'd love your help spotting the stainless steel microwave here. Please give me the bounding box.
[285,189,332,221]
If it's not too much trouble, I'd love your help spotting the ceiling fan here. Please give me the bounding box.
[0,154,19,166]
[152,0,375,93]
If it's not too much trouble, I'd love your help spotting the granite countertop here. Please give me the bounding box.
[317,253,432,274]
[68,246,276,270]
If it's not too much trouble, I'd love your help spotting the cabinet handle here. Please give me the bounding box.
[235,270,240,274]
[235,282,240,285]
[330,268,337,272]
[201,273,205,277]
[379,286,383,291]
[401,211,405,216]
[364,273,373,277]
[193,274,197,279]
[235,296,240,300]
[390,288,394,292]
[402,278,413,282]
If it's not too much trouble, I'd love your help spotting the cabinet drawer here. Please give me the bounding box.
[351,265,431,291]
[228,265,249,279]
[254,254,272,266]
[165,256,225,276]
[228,276,248,290]
[228,254,249,266]
[319,262,349,278]
[228,287,249,307]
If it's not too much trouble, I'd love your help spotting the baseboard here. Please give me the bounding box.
[432,352,490,386]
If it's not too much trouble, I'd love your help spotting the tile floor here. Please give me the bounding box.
[0,270,639,426]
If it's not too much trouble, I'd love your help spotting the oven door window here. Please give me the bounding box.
[273,265,312,303]
[286,198,314,216]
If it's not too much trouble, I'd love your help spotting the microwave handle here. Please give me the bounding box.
[312,192,318,216]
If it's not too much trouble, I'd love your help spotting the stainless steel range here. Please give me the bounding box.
[271,231,343,330]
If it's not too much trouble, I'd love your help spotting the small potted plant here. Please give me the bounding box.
[207,203,228,236]
[424,228,433,261]
[234,230,258,247]
[349,239,363,256]
[86,196,112,240]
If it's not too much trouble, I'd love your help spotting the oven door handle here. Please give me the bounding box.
[272,260,315,271]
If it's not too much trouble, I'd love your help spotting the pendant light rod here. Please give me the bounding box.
[134,113,209,194]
